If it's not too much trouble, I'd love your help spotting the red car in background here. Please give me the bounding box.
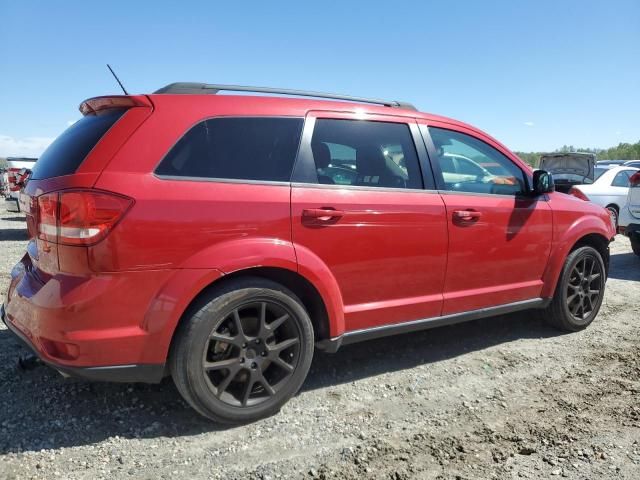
[2,84,616,423]
[2,157,36,212]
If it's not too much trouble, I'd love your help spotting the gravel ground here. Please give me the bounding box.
[0,201,639,480]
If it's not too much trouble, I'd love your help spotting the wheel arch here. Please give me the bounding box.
[162,266,336,365]
[541,231,611,298]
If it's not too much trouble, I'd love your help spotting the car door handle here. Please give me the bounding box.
[302,208,345,220]
[453,210,481,221]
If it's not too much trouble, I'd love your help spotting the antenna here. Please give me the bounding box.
[106,64,129,95]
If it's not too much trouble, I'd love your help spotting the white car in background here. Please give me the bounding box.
[618,170,640,256]
[568,165,639,227]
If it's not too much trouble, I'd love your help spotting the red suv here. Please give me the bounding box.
[2,84,616,423]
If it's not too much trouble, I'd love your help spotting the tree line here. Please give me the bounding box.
[515,140,640,167]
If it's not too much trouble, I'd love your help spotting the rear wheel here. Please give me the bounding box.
[170,277,314,423]
[543,246,606,331]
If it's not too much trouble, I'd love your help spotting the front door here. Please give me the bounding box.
[421,123,553,315]
[291,112,448,332]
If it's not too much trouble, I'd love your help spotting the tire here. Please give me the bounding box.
[169,277,314,424]
[543,246,606,332]
[631,235,640,256]
[606,205,619,229]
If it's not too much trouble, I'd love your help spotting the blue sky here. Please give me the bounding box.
[1,0,638,157]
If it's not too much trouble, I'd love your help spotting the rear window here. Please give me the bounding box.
[30,108,126,180]
[155,117,303,182]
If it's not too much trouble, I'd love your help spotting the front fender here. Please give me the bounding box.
[541,213,613,298]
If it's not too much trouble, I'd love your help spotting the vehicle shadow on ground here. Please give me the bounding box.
[305,312,561,392]
[607,252,640,281]
[0,228,28,241]
[0,311,562,454]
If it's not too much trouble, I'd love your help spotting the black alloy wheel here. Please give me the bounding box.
[203,301,302,407]
[170,277,314,423]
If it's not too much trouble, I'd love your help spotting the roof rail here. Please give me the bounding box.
[153,82,417,111]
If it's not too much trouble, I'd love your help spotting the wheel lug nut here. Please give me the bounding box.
[251,362,257,369]
[261,352,267,357]
[240,357,245,363]
[255,339,260,344]
[242,343,247,348]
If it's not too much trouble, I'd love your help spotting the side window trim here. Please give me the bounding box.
[419,124,531,196]
[409,122,436,190]
[291,114,434,191]
[290,116,318,184]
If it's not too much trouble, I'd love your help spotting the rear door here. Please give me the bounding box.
[291,112,448,332]
[420,122,553,315]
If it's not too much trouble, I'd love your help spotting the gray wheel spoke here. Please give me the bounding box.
[204,357,239,371]
[588,273,601,282]
[569,298,581,315]
[271,356,295,373]
[241,372,257,406]
[216,365,241,397]
[584,295,593,312]
[232,309,244,338]
[268,313,289,332]
[258,302,268,335]
[269,337,299,354]
[259,374,276,396]
[209,332,242,346]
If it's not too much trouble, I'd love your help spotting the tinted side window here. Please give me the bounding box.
[156,117,303,182]
[31,108,126,180]
[310,119,422,189]
[428,127,526,195]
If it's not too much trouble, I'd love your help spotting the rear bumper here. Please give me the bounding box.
[2,303,164,383]
[3,253,173,383]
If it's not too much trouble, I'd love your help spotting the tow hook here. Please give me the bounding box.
[17,354,43,371]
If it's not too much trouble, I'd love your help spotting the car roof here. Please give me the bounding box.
[147,92,493,143]
[598,165,639,179]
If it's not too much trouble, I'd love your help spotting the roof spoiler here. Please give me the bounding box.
[153,82,417,111]
[79,95,152,116]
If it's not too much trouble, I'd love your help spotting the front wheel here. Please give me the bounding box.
[170,277,314,423]
[631,235,640,256]
[543,246,606,331]
[606,206,619,229]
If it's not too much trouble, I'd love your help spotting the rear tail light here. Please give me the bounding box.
[630,172,640,187]
[568,187,589,201]
[36,190,133,246]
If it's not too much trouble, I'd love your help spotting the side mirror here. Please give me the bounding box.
[532,170,555,195]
